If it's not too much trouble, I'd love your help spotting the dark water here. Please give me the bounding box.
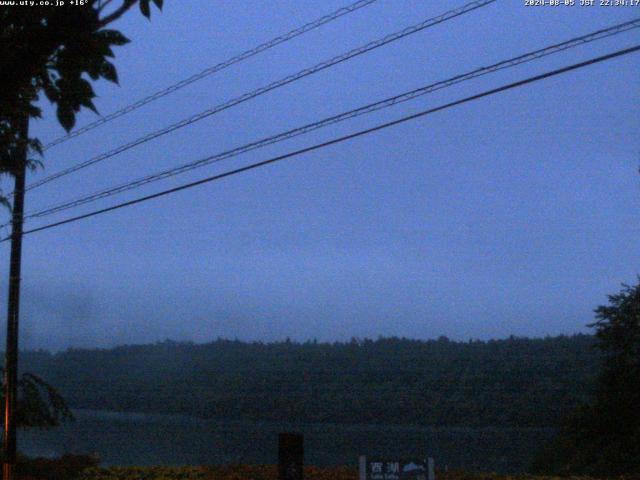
[19,410,554,473]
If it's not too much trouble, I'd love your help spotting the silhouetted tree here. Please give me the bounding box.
[0,0,163,205]
[533,280,640,476]
[0,0,163,447]
[0,367,72,431]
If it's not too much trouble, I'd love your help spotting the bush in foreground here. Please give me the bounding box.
[77,466,625,480]
[0,458,627,480]
[0,453,99,480]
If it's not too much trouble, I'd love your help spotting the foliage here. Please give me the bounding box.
[532,282,640,477]
[76,465,621,480]
[0,0,163,203]
[79,466,211,480]
[79,465,352,480]
[3,453,100,480]
[22,335,599,428]
[0,367,72,429]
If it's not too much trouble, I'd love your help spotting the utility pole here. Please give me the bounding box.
[3,114,29,480]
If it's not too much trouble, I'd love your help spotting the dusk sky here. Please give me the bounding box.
[1,0,638,351]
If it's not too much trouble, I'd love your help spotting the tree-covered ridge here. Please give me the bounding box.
[20,334,598,428]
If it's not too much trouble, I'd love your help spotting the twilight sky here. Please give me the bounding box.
[1,0,639,351]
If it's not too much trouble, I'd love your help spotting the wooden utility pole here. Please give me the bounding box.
[3,115,29,480]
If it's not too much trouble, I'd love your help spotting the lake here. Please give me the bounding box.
[19,410,554,473]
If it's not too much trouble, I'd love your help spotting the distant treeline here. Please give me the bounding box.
[19,335,599,427]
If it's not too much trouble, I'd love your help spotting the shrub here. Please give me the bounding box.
[0,453,101,480]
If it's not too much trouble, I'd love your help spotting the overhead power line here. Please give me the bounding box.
[19,17,640,222]
[25,0,496,192]
[41,0,379,151]
[4,44,637,242]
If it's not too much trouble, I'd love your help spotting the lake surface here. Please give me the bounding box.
[19,410,554,473]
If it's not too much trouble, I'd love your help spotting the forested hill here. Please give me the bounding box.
[21,335,599,427]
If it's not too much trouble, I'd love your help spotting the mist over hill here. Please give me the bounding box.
[19,334,599,427]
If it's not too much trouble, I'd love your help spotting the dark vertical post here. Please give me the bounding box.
[3,115,29,480]
[278,432,303,480]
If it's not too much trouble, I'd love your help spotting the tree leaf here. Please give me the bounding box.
[152,0,163,9]
[28,138,43,156]
[100,60,118,84]
[80,96,98,114]
[98,29,130,46]
[139,0,151,18]
[56,104,75,132]
[80,77,95,95]
[43,76,60,103]
[86,57,103,80]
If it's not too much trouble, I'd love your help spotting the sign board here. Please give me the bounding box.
[359,456,435,480]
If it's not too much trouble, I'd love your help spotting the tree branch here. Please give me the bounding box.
[98,0,137,27]
[98,0,116,13]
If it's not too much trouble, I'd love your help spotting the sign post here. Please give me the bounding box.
[278,432,303,480]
